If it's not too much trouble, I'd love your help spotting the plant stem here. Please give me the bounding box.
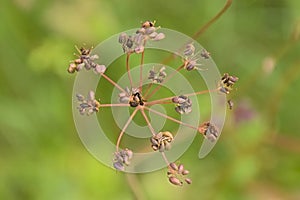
[100,103,129,107]
[144,106,198,130]
[139,48,145,92]
[126,53,134,88]
[116,108,139,151]
[145,89,216,106]
[161,0,233,65]
[140,108,156,136]
[101,73,125,92]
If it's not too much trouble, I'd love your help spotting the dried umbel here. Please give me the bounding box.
[68,46,106,74]
[172,95,192,114]
[218,73,239,94]
[76,91,100,115]
[113,148,133,171]
[148,66,167,83]
[118,20,165,54]
[150,131,173,152]
[68,20,238,187]
[198,121,219,142]
[167,162,192,186]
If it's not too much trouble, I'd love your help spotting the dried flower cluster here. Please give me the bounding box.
[76,91,100,115]
[183,43,208,71]
[148,66,167,83]
[198,121,219,142]
[68,20,239,187]
[150,131,173,152]
[113,148,133,171]
[218,73,239,94]
[168,162,192,186]
[172,95,192,114]
[68,46,106,74]
[118,20,165,54]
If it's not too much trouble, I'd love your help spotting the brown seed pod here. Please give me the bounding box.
[182,170,189,175]
[169,176,183,186]
[169,162,178,171]
[185,178,192,184]
[178,164,184,174]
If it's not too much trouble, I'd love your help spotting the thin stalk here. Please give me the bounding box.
[101,73,125,93]
[161,0,233,65]
[140,108,156,136]
[100,103,129,107]
[139,48,145,92]
[126,53,134,88]
[144,106,198,130]
[161,152,170,165]
[145,89,216,106]
[116,108,139,151]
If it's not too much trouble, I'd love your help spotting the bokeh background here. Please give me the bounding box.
[1,0,300,199]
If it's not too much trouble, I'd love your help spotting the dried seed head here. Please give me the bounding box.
[148,66,167,83]
[76,90,101,115]
[68,45,104,74]
[200,48,210,59]
[113,148,133,171]
[150,131,173,152]
[167,162,192,186]
[218,73,239,94]
[198,121,219,142]
[172,95,192,114]
[184,43,195,56]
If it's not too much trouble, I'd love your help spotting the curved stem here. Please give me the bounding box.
[161,0,233,65]
[192,0,233,39]
[116,108,139,151]
[144,106,198,130]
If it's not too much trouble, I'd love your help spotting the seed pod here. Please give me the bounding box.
[74,58,82,64]
[153,33,165,41]
[182,170,189,175]
[185,178,192,184]
[68,63,77,73]
[169,176,183,186]
[169,162,178,171]
[178,164,184,174]
[113,162,125,171]
[118,33,128,44]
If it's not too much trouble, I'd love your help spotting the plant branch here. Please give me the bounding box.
[116,108,139,151]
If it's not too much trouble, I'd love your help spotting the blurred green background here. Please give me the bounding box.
[1,0,300,199]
